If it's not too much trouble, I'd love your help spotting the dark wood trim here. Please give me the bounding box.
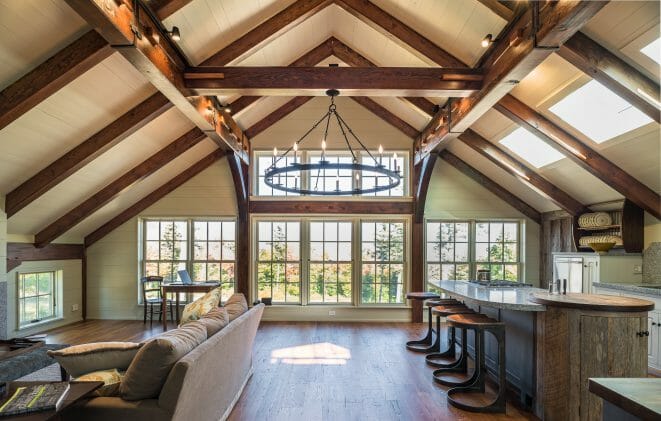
[459,129,590,216]
[416,1,608,163]
[334,0,466,68]
[6,243,84,272]
[65,0,249,162]
[82,249,87,320]
[35,129,206,247]
[440,150,541,224]
[184,66,483,97]
[0,30,113,131]
[349,97,419,139]
[249,200,414,214]
[245,97,314,138]
[6,260,21,273]
[227,154,250,296]
[413,154,437,223]
[476,0,514,21]
[558,31,660,123]
[495,94,661,219]
[84,150,226,248]
[410,221,424,323]
[148,0,194,20]
[5,93,173,217]
[201,0,332,66]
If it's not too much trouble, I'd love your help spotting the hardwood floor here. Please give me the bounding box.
[42,320,538,420]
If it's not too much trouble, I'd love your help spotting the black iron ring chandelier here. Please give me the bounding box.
[264,89,402,195]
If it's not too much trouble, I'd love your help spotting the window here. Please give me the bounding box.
[361,222,405,304]
[18,271,56,326]
[549,80,653,143]
[142,218,236,301]
[499,127,565,168]
[425,220,523,290]
[257,221,301,303]
[309,221,352,303]
[254,150,408,196]
[640,38,660,64]
[253,218,408,306]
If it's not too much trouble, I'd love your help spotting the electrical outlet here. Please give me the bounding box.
[71,304,79,312]
[328,310,336,316]
[633,265,643,274]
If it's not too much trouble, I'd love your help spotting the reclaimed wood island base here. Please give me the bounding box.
[529,293,654,421]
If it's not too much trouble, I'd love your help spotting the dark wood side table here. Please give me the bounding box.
[161,283,220,330]
[0,381,103,420]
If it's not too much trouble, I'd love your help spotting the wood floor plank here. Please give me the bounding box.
[41,320,538,420]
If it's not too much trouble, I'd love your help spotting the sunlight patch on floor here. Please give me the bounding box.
[270,342,351,365]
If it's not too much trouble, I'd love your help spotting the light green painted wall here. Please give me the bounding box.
[644,213,661,250]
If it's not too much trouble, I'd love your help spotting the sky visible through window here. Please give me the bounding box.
[640,38,660,64]
[499,127,565,168]
[549,80,653,143]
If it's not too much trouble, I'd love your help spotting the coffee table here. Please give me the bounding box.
[0,381,103,420]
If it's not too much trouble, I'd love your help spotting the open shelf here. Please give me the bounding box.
[577,225,621,231]
[572,199,643,253]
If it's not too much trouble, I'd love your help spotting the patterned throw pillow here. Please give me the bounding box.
[180,287,222,325]
[75,368,124,397]
[224,293,248,322]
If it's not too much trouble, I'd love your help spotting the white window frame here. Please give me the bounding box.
[17,270,59,328]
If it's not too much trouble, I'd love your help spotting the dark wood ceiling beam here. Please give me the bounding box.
[84,149,225,248]
[65,0,249,163]
[413,153,437,223]
[201,0,332,66]
[557,31,660,123]
[440,150,541,224]
[459,129,590,216]
[249,200,413,214]
[5,93,172,217]
[149,0,194,20]
[35,128,207,247]
[245,97,314,138]
[476,0,514,21]
[334,0,466,68]
[349,97,419,139]
[7,243,85,272]
[184,66,483,97]
[416,1,608,163]
[495,94,661,219]
[0,30,113,131]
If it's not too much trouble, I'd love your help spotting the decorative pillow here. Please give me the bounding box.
[47,342,142,378]
[224,293,248,322]
[180,287,222,325]
[75,368,124,397]
[119,321,207,401]
[197,306,229,336]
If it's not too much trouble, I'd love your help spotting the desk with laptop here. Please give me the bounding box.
[161,270,220,330]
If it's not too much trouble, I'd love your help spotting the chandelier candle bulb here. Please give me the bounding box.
[293,142,298,163]
[379,144,383,165]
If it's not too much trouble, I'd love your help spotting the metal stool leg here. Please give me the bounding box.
[406,304,435,352]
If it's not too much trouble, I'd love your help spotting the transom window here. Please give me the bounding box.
[18,271,56,327]
[425,220,523,291]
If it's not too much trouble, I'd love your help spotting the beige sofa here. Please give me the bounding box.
[64,304,265,421]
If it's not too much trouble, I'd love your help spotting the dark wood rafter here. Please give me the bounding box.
[495,94,661,220]
[148,0,195,20]
[84,149,225,248]
[415,1,609,163]
[65,0,249,162]
[201,0,332,66]
[476,0,514,21]
[557,31,660,123]
[459,129,590,216]
[35,129,207,247]
[5,93,173,217]
[440,150,541,224]
[6,243,84,273]
[227,153,250,295]
[249,200,413,214]
[184,66,483,97]
[413,154,437,224]
[348,97,419,139]
[245,97,314,138]
[334,0,466,68]
[0,30,113,131]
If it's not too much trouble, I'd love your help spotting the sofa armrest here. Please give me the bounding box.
[62,397,170,421]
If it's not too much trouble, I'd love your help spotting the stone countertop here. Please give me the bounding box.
[589,378,661,420]
[429,280,547,312]
[593,282,661,297]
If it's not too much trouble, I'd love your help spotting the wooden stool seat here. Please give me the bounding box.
[446,313,504,329]
[406,292,441,300]
[425,298,460,307]
[431,305,475,317]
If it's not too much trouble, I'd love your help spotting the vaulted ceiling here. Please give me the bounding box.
[0,0,658,246]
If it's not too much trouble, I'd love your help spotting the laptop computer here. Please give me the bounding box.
[177,269,193,285]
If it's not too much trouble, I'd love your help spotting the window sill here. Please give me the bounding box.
[17,316,64,332]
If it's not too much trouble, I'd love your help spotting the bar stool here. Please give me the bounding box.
[443,313,507,414]
[405,292,454,352]
[425,304,476,367]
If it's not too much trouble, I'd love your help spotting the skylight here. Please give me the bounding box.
[640,38,660,64]
[499,127,565,168]
[549,80,653,143]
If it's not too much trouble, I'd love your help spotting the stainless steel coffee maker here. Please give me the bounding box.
[476,269,491,282]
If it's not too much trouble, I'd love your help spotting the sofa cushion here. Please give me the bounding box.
[224,293,248,322]
[180,287,222,325]
[47,342,142,378]
[119,322,207,401]
[197,306,229,337]
[75,368,124,397]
